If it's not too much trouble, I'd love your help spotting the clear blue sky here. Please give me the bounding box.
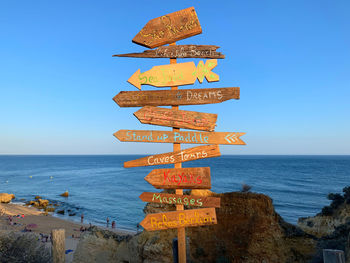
[1,0,349,155]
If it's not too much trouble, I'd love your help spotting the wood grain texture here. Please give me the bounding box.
[140,208,217,231]
[114,130,246,145]
[127,59,219,90]
[113,45,225,59]
[132,7,202,48]
[124,144,220,168]
[113,87,240,107]
[145,167,211,189]
[169,42,186,263]
[139,192,221,208]
[51,229,65,263]
[134,106,217,131]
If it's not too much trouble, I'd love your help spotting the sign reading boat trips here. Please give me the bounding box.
[140,208,217,231]
[112,7,245,263]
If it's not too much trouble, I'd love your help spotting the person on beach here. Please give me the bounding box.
[81,213,84,223]
[107,217,110,227]
[8,215,13,225]
[112,220,115,229]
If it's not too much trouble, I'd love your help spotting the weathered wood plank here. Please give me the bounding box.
[134,106,217,131]
[124,145,220,168]
[113,87,240,107]
[128,59,219,90]
[113,45,225,59]
[139,192,221,208]
[114,130,246,145]
[140,208,217,231]
[145,167,211,189]
[132,7,202,48]
[51,229,65,263]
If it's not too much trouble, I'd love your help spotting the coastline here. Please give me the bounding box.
[0,202,135,237]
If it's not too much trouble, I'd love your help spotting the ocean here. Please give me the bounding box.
[0,155,349,232]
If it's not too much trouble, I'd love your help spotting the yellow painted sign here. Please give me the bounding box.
[128,59,219,90]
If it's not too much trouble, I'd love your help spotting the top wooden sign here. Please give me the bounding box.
[132,7,202,48]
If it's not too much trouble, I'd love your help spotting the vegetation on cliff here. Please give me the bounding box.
[320,186,350,216]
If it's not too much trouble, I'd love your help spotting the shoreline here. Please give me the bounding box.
[0,202,136,237]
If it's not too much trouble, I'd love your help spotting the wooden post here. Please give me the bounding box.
[51,229,65,263]
[170,42,186,263]
[323,249,345,263]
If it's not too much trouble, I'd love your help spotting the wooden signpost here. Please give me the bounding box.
[114,130,246,145]
[113,7,245,263]
[144,167,211,189]
[113,45,225,59]
[140,208,217,231]
[113,87,240,107]
[128,59,219,90]
[139,192,221,208]
[134,106,217,131]
[124,144,220,168]
[132,7,202,48]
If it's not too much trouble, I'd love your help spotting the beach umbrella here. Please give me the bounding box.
[26,223,37,228]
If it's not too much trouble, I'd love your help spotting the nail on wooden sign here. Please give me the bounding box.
[132,7,202,48]
[140,208,217,231]
[128,59,219,90]
[145,167,211,189]
[124,145,220,168]
[113,45,225,59]
[113,87,240,108]
[114,130,246,145]
[134,106,217,131]
[139,192,221,208]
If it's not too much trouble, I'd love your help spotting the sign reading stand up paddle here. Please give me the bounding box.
[112,7,246,263]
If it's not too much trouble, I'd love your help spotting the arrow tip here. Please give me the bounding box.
[128,69,141,90]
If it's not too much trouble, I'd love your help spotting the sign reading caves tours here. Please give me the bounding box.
[113,6,245,263]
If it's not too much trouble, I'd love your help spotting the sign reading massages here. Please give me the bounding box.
[113,7,245,259]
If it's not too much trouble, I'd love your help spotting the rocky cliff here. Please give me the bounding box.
[0,193,15,203]
[73,192,320,263]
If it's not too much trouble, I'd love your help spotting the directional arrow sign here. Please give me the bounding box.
[114,130,246,145]
[132,7,202,49]
[128,59,219,90]
[113,87,240,107]
[140,208,217,231]
[113,45,225,59]
[139,192,221,208]
[124,145,220,168]
[144,167,211,189]
[134,106,217,131]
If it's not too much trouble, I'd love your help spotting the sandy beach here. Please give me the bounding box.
[0,202,135,262]
[0,202,134,236]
